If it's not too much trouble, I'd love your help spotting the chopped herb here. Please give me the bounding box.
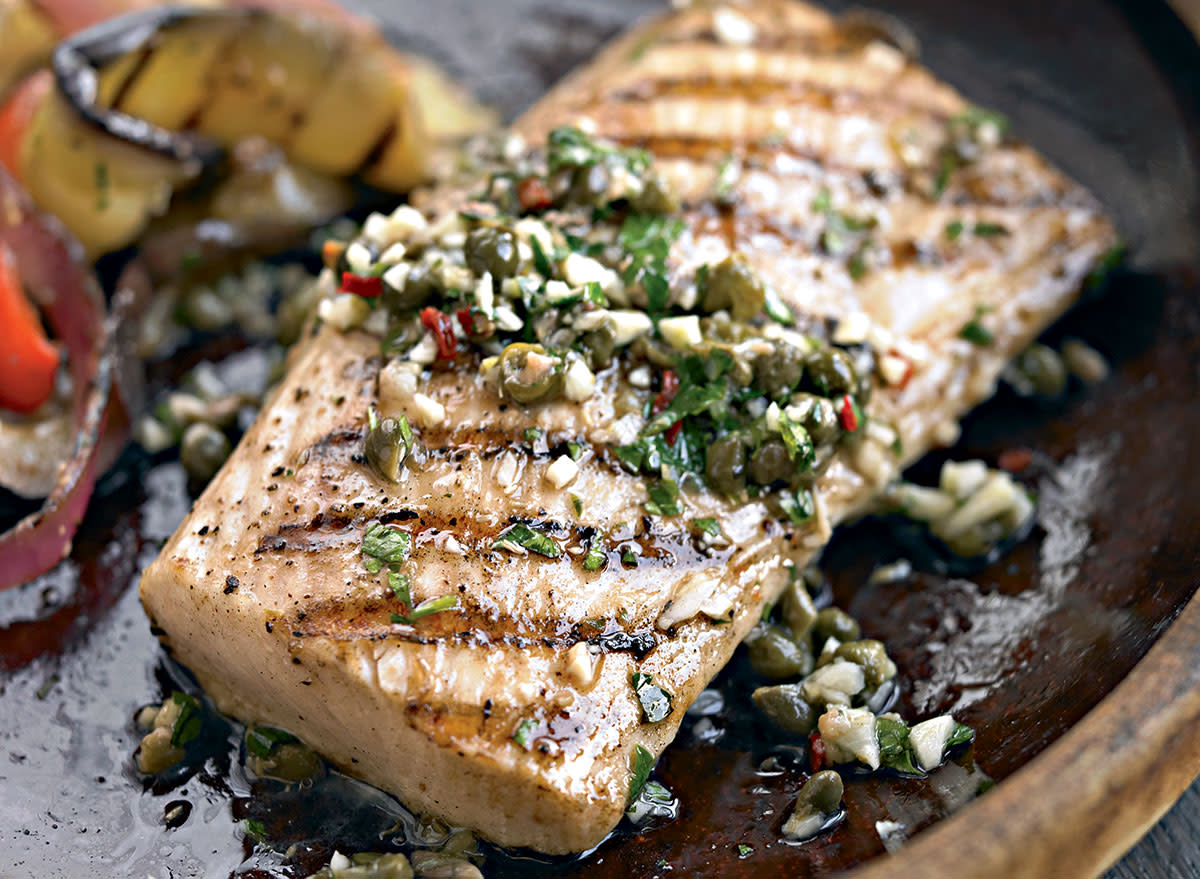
[760,601,774,623]
[848,248,868,280]
[621,547,639,567]
[547,125,650,177]
[618,214,685,314]
[390,595,459,625]
[949,105,1011,138]
[946,722,975,750]
[523,427,543,444]
[387,571,412,606]
[779,488,815,525]
[763,284,795,325]
[645,480,682,517]
[628,744,655,804]
[642,380,726,436]
[245,726,298,759]
[693,517,721,537]
[944,220,965,241]
[932,150,959,199]
[632,672,673,723]
[512,718,537,750]
[362,523,412,573]
[530,234,554,278]
[777,413,815,466]
[738,844,754,858]
[566,441,584,461]
[959,319,994,346]
[876,716,923,776]
[570,494,584,516]
[169,692,203,748]
[1085,242,1125,290]
[241,819,267,843]
[582,542,607,571]
[493,522,562,558]
[972,222,1009,237]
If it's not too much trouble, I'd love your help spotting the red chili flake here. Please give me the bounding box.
[809,732,826,772]
[652,370,683,446]
[889,348,914,390]
[838,394,859,432]
[517,176,553,213]
[651,370,680,415]
[340,271,383,299]
[420,307,458,360]
[998,447,1034,473]
[456,307,475,335]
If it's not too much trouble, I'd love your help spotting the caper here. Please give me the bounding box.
[753,342,807,399]
[834,640,897,689]
[813,607,861,642]
[384,262,439,311]
[700,255,766,321]
[568,163,610,207]
[498,343,564,403]
[780,578,818,641]
[705,433,748,496]
[365,415,412,482]
[804,348,858,398]
[464,226,518,280]
[751,683,818,735]
[797,769,844,815]
[248,741,324,783]
[749,438,794,486]
[579,317,617,370]
[788,393,841,445]
[180,423,231,484]
[745,623,814,679]
[1013,343,1068,398]
[631,175,679,214]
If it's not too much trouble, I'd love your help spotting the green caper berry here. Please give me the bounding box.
[498,343,564,403]
[753,342,807,400]
[834,639,897,689]
[749,438,794,486]
[700,255,765,322]
[568,163,610,207]
[365,416,411,482]
[751,684,818,735]
[813,607,861,642]
[384,262,439,311]
[631,175,679,214]
[248,741,324,783]
[180,423,231,484]
[464,227,519,280]
[797,770,844,815]
[780,578,818,641]
[579,318,617,370]
[788,393,841,446]
[705,433,748,496]
[1014,343,1068,398]
[745,623,814,679]
[804,348,858,398]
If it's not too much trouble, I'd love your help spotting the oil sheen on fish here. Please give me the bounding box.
[139,0,1117,854]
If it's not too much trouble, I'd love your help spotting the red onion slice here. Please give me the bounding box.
[0,167,115,591]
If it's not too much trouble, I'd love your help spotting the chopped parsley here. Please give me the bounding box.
[241,819,267,843]
[570,493,584,516]
[387,571,412,606]
[522,427,543,444]
[582,542,607,572]
[169,692,203,748]
[959,319,994,346]
[972,222,1009,237]
[627,744,655,804]
[390,595,459,625]
[779,488,815,525]
[947,721,975,750]
[492,522,562,558]
[944,220,965,241]
[876,716,923,776]
[512,718,537,750]
[645,480,682,517]
[547,125,650,177]
[777,413,815,465]
[245,726,298,759]
[566,441,584,461]
[362,523,412,573]
[737,844,754,858]
[692,517,720,538]
[632,672,673,723]
[618,214,686,314]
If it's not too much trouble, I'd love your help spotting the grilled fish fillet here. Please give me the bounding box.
[140,0,1116,854]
